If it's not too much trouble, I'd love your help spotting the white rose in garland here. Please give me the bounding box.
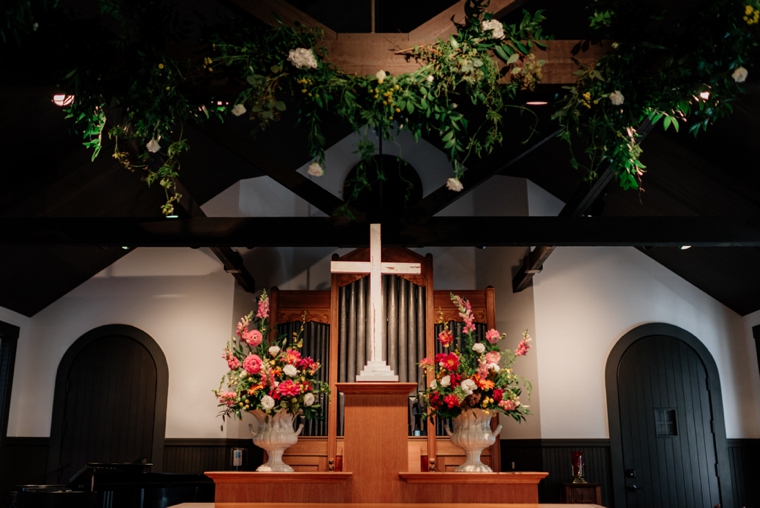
[283,364,298,377]
[472,342,486,354]
[609,90,625,105]
[460,378,477,395]
[440,375,451,388]
[146,138,161,153]
[307,162,324,177]
[287,47,318,69]
[446,177,464,192]
[303,392,315,406]
[481,19,505,40]
[732,66,748,83]
[268,345,280,356]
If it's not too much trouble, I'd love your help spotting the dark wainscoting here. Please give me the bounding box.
[0,437,50,508]
[728,439,760,508]
[501,439,613,507]
[502,438,760,508]
[163,438,263,474]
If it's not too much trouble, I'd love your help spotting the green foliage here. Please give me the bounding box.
[554,0,758,189]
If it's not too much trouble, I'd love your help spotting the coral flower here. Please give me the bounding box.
[437,329,454,347]
[284,348,302,364]
[277,379,302,397]
[439,353,460,372]
[485,351,501,365]
[243,354,263,374]
[243,329,262,347]
[485,329,501,344]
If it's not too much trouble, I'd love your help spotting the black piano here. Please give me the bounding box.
[11,462,214,508]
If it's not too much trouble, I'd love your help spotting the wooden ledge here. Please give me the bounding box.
[399,472,549,484]
[205,471,352,484]
[336,382,418,395]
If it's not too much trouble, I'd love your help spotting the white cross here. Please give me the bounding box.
[331,224,421,381]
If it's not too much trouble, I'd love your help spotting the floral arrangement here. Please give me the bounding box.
[214,290,330,426]
[418,293,532,422]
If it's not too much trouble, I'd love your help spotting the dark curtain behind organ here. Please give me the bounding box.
[337,275,426,436]
[275,321,330,437]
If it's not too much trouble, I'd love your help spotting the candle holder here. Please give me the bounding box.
[571,451,587,484]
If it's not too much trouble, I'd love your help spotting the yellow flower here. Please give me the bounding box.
[158,63,164,69]
[746,4,753,14]
[165,86,170,91]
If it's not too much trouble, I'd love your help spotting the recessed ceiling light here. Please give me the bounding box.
[680,245,692,250]
[525,101,548,106]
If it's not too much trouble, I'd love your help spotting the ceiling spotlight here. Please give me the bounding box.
[121,246,130,250]
[52,94,74,107]
[525,101,548,106]
[166,214,179,219]
[680,245,692,250]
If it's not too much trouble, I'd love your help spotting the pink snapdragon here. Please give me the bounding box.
[223,350,240,370]
[499,399,517,411]
[485,329,501,344]
[243,329,263,347]
[243,354,263,374]
[515,332,532,357]
[236,315,250,337]
[219,391,237,407]
[256,293,270,319]
[453,294,476,335]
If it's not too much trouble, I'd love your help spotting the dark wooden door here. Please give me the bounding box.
[617,336,721,508]
[57,335,157,481]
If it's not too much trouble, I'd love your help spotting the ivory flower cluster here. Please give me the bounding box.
[287,48,318,69]
[481,19,505,40]
[419,293,533,420]
[215,290,330,421]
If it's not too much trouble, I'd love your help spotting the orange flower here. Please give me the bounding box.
[247,384,263,395]
[477,378,495,390]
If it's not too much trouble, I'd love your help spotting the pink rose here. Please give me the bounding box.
[243,354,263,374]
[485,351,500,365]
[243,329,263,347]
[485,329,501,344]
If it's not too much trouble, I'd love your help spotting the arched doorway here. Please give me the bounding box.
[48,325,168,482]
[605,323,734,508]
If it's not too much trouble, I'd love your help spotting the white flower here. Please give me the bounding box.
[240,371,248,378]
[481,19,505,40]
[146,138,161,153]
[376,70,387,83]
[268,345,280,357]
[732,66,748,83]
[231,104,247,116]
[430,379,437,389]
[609,90,625,105]
[287,48,318,69]
[283,364,298,377]
[304,392,315,406]
[472,342,486,354]
[427,75,435,83]
[260,395,275,410]
[488,363,501,373]
[32,22,39,31]
[461,378,477,395]
[440,375,451,388]
[307,162,324,177]
[446,177,463,192]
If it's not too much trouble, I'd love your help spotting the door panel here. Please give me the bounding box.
[58,335,157,481]
[618,336,720,508]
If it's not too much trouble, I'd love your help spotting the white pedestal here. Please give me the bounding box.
[355,360,399,382]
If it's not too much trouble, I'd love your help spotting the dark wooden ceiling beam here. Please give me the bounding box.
[512,119,656,292]
[173,179,256,293]
[195,121,364,220]
[2,216,759,247]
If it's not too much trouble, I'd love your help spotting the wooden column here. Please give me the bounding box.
[337,382,417,503]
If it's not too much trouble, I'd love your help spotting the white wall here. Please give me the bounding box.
[6,248,239,439]
[527,185,760,439]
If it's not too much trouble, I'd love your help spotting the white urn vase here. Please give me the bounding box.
[445,408,502,472]
[248,410,303,472]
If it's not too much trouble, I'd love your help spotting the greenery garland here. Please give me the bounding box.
[553,0,758,189]
[3,0,758,214]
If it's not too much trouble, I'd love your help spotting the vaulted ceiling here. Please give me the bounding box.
[1,0,759,317]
